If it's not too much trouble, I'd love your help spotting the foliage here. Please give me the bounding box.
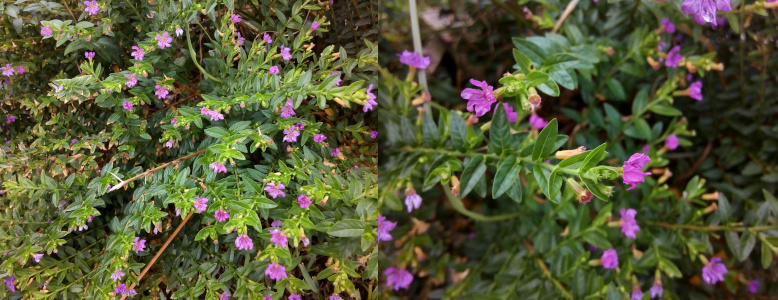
[0,0,378,299]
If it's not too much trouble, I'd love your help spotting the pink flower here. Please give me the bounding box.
[689,81,703,101]
[264,182,286,199]
[631,288,643,300]
[156,32,173,49]
[84,0,100,15]
[529,114,548,129]
[702,256,727,284]
[661,18,676,33]
[7,116,15,123]
[665,46,684,68]
[214,209,229,222]
[749,280,759,294]
[461,79,496,117]
[283,125,300,143]
[311,21,319,30]
[650,282,663,299]
[131,46,145,61]
[289,294,301,300]
[377,215,396,242]
[171,118,177,125]
[85,51,95,59]
[502,103,518,123]
[41,25,53,36]
[371,131,378,138]
[329,295,343,300]
[665,135,679,150]
[236,32,245,46]
[271,220,284,227]
[269,229,288,247]
[298,194,312,208]
[123,100,134,112]
[155,85,169,99]
[1,64,14,77]
[398,50,431,69]
[363,84,377,112]
[265,262,287,280]
[619,208,641,239]
[404,190,422,212]
[175,26,183,37]
[33,253,43,263]
[331,148,340,156]
[235,234,253,250]
[314,134,327,143]
[209,162,227,173]
[220,291,231,300]
[384,267,413,290]
[133,237,146,253]
[279,99,295,117]
[681,0,731,26]
[4,276,14,292]
[115,283,127,295]
[125,74,137,87]
[193,196,208,213]
[601,249,618,269]
[269,66,279,75]
[280,45,292,61]
[622,153,651,190]
[111,270,125,281]
[263,33,272,43]
[231,14,242,23]
[16,66,25,74]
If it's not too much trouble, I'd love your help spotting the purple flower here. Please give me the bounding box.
[650,282,663,299]
[298,194,312,208]
[41,25,53,36]
[125,289,137,297]
[331,148,340,156]
[363,84,377,112]
[115,283,127,295]
[7,116,15,123]
[665,46,684,68]
[283,125,300,143]
[529,114,548,129]
[131,46,144,61]
[236,32,245,46]
[171,118,177,125]
[71,139,78,145]
[123,100,134,112]
[155,85,169,99]
[231,14,242,23]
[289,294,301,300]
[84,0,100,15]
[165,141,173,148]
[263,33,273,43]
[156,32,173,49]
[264,182,286,199]
[661,18,676,33]
[314,134,327,143]
[125,74,137,88]
[235,234,253,250]
[16,66,25,74]
[665,135,679,150]
[85,51,95,59]
[657,41,666,52]
[265,262,287,280]
[461,79,496,117]
[215,209,229,222]
[33,253,43,263]
[371,131,378,138]
[681,0,731,26]
[175,26,183,37]
[601,249,619,269]
[193,196,208,213]
[329,295,343,300]
[301,236,310,246]
[631,288,643,300]
[281,45,292,61]
[133,237,146,253]
[220,291,231,300]
[619,208,641,239]
[702,256,727,285]
[404,190,422,212]
[689,81,703,101]
[1,64,15,77]
[622,153,652,190]
[111,270,125,281]
[398,50,431,69]
[271,220,283,228]
[280,99,295,118]
[3,275,14,292]
[295,122,305,130]
[749,280,759,294]
[209,162,227,173]
[269,229,288,247]
[502,103,518,123]
[377,215,396,242]
[384,267,413,290]
[263,295,272,300]
[269,65,279,75]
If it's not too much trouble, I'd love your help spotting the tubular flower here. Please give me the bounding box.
[622,153,652,190]
[601,249,619,269]
[689,81,703,101]
[156,32,173,49]
[404,188,422,212]
[398,50,431,69]
[269,229,288,247]
[235,234,254,250]
[377,215,397,242]
[665,46,684,68]
[702,257,727,285]
[363,84,377,112]
[619,208,641,239]
[264,182,286,199]
[529,114,548,129]
[650,282,663,299]
[502,103,518,123]
[384,267,413,290]
[461,79,496,117]
[214,209,229,222]
[265,262,287,280]
[297,194,312,208]
[665,135,679,150]
[661,18,676,33]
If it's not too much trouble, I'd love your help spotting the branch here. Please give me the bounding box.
[551,0,580,34]
[108,149,206,192]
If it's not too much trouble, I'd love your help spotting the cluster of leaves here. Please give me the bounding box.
[379,0,778,299]
[1,0,378,299]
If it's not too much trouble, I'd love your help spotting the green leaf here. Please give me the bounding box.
[537,80,560,97]
[460,156,487,198]
[579,143,607,173]
[542,53,581,73]
[526,71,549,87]
[254,196,278,209]
[739,230,757,262]
[632,87,649,115]
[583,230,612,249]
[492,157,520,198]
[204,127,228,139]
[649,103,683,116]
[512,49,532,73]
[327,220,366,237]
[581,177,611,202]
[762,241,772,269]
[532,118,558,161]
[605,78,626,101]
[450,113,467,151]
[490,104,511,155]
[194,225,216,241]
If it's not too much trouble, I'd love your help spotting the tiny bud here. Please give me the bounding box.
[685,61,697,73]
[647,57,661,70]
[555,146,586,159]
[703,203,718,214]
[701,191,719,201]
[604,47,614,56]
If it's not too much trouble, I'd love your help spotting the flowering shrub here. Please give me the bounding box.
[1,0,377,299]
[379,0,778,298]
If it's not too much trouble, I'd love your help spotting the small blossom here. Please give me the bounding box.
[619,208,641,239]
[661,18,676,33]
[171,118,177,125]
[193,196,208,214]
[404,189,422,212]
[363,84,377,112]
[231,14,242,23]
[311,21,319,30]
[289,295,301,300]
[209,162,228,173]
[329,295,343,300]
[220,291,231,300]
[283,125,300,143]
[3,276,13,292]
[649,282,663,299]
[269,65,279,75]
[125,289,137,297]
[33,253,44,263]
[279,99,295,118]
[385,267,413,290]
[295,122,305,130]
[601,249,619,269]
[529,114,548,129]
[657,41,666,52]
[331,148,341,156]
[665,46,684,68]
[156,32,173,49]
[501,103,518,123]
[271,220,283,228]
[398,50,431,69]
[689,81,703,101]
[665,135,679,150]
[622,153,652,190]
[165,141,173,148]
[133,237,146,253]
[264,182,286,199]
[301,236,310,246]
[263,33,273,43]
[298,194,312,208]
[215,209,229,222]
[7,116,15,123]
[263,295,272,300]
[236,32,245,46]
[702,256,728,285]
[280,45,292,61]
[85,51,95,59]
[111,270,125,281]
[749,280,759,294]
[125,74,137,88]
[377,215,396,242]
[371,131,378,138]
[16,66,25,74]
[41,25,53,36]
[123,100,134,112]
[131,46,145,61]
[115,283,127,295]
[314,134,327,143]
[235,234,253,250]
[84,0,100,15]
[175,26,183,37]
[631,288,643,300]
[269,229,288,247]
[71,139,78,145]
[461,79,496,117]
[1,64,15,77]
[265,262,287,280]
[155,85,169,100]
[681,0,731,26]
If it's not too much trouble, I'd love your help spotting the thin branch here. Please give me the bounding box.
[551,0,580,34]
[108,149,206,192]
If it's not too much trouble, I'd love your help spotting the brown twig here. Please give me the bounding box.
[108,149,206,192]
[675,141,712,184]
[119,211,195,300]
[551,0,580,34]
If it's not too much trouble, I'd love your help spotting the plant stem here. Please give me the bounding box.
[442,184,521,222]
[650,222,778,232]
[537,258,574,299]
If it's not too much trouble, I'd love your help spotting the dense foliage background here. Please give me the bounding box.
[0,0,378,299]
[379,0,778,299]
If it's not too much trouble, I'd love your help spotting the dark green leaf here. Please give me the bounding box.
[532,118,558,161]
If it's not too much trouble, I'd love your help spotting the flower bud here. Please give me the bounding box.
[701,191,719,201]
[647,57,661,70]
[703,203,718,214]
[685,61,697,73]
[555,146,586,159]
[567,178,593,204]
